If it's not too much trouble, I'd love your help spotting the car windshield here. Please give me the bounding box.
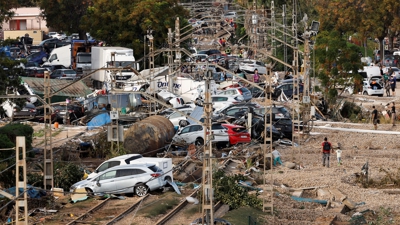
[242,61,254,64]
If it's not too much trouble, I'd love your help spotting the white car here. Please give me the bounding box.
[172,123,229,146]
[224,12,237,19]
[383,67,400,80]
[87,154,173,183]
[239,60,267,74]
[167,108,194,126]
[217,87,252,102]
[362,76,384,96]
[211,95,243,112]
[71,163,165,196]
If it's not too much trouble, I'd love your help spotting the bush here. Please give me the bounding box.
[212,170,262,210]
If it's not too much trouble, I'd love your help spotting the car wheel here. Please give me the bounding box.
[179,120,189,127]
[363,91,368,95]
[195,98,203,106]
[85,188,93,195]
[195,138,204,146]
[42,56,47,62]
[135,184,148,197]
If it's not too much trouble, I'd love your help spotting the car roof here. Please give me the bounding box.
[106,154,142,161]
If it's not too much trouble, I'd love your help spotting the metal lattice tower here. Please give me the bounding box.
[201,69,214,225]
[291,0,301,162]
[43,71,53,190]
[263,67,274,214]
[14,137,28,225]
[168,28,174,93]
[271,1,276,56]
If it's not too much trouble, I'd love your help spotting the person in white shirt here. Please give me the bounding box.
[272,147,283,166]
[336,147,342,166]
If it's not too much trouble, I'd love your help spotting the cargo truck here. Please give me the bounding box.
[91,46,138,89]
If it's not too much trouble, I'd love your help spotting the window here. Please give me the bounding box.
[49,54,58,62]
[190,125,202,132]
[169,112,182,119]
[99,170,116,180]
[134,169,146,174]
[180,126,191,134]
[226,108,247,116]
[148,165,162,173]
[117,169,134,177]
[212,124,225,130]
[97,161,120,173]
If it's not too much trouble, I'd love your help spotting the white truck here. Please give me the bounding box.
[43,45,71,68]
[91,47,138,89]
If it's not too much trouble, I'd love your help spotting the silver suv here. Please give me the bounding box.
[70,163,165,197]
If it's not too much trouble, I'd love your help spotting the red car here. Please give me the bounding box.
[221,124,251,145]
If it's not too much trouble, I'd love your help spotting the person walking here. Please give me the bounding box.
[253,69,260,83]
[272,147,283,166]
[335,147,342,166]
[321,137,333,167]
[391,102,396,126]
[390,74,396,97]
[371,105,378,130]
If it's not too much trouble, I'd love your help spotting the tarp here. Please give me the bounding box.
[0,185,46,199]
[87,112,111,130]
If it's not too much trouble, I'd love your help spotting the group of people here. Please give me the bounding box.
[371,102,396,130]
[381,66,397,97]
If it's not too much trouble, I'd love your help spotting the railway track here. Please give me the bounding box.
[155,190,223,225]
[104,195,149,225]
[66,197,111,225]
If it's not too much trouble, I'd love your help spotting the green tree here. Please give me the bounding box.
[314,30,363,118]
[39,0,92,39]
[84,0,189,60]
[0,0,18,27]
[316,0,400,60]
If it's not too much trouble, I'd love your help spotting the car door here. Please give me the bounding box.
[174,126,192,142]
[114,169,136,193]
[186,125,203,143]
[96,170,117,193]
[211,124,228,142]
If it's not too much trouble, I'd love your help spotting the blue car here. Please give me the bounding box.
[26,51,48,65]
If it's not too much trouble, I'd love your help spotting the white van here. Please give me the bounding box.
[43,45,71,68]
[363,66,380,78]
[87,154,173,183]
[393,51,400,56]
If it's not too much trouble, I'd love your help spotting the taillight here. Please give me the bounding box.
[151,173,161,178]
[177,98,181,104]
[238,89,243,94]
[62,74,66,77]
[232,101,240,104]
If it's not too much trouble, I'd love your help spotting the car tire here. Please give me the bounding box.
[135,184,148,197]
[179,120,189,127]
[363,91,368,95]
[42,56,47,62]
[195,138,204,146]
[85,188,93,195]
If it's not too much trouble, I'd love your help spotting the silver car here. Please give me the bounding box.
[70,163,165,197]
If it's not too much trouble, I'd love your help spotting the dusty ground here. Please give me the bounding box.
[17,91,400,225]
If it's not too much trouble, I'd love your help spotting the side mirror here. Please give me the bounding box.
[96,181,101,187]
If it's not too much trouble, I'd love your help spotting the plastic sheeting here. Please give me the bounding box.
[87,112,111,130]
[0,185,46,199]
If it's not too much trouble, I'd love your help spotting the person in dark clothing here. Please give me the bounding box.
[390,75,396,97]
[321,137,333,167]
[371,105,378,130]
[391,102,396,126]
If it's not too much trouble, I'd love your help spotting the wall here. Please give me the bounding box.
[3,30,43,44]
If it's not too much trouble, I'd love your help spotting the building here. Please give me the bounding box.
[1,7,48,44]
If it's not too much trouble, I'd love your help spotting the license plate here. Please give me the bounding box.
[241,136,247,138]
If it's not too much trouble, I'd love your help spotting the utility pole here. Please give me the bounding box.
[147,28,155,115]
[15,136,28,225]
[271,1,276,56]
[283,4,287,72]
[175,17,181,90]
[201,69,214,225]
[168,28,174,93]
[43,70,53,190]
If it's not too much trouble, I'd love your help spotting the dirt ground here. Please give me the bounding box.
[20,91,400,224]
